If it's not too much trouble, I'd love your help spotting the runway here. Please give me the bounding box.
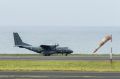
[0,56,120,60]
[0,71,119,79]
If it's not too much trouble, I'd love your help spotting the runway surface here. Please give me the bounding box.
[0,71,119,79]
[0,56,120,60]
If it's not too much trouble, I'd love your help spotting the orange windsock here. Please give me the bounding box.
[93,35,112,53]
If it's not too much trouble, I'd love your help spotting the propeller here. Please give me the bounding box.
[54,43,59,47]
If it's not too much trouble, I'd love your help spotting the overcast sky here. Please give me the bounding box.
[0,0,120,54]
[0,0,120,27]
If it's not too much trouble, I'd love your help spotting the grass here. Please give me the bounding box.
[0,60,120,72]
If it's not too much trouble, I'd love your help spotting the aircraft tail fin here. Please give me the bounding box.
[13,32,31,46]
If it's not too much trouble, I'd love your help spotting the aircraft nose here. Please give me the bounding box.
[69,50,73,53]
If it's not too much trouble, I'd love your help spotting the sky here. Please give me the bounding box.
[0,0,120,27]
[0,0,120,54]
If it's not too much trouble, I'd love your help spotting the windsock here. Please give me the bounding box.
[93,35,112,53]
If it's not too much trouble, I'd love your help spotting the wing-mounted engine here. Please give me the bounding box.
[40,44,59,50]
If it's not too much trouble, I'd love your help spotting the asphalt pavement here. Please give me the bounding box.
[0,56,119,60]
[0,71,119,79]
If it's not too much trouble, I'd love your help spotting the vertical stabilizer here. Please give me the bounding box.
[13,32,30,46]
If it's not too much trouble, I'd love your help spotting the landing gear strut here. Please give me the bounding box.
[65,53,68,56]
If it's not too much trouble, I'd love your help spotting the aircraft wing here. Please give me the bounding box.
[40,45,53,50]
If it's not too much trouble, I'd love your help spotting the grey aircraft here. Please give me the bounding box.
[13,32,73,56]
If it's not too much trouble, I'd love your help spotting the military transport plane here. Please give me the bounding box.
[13,32,73,56]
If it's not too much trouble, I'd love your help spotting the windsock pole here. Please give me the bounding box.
[110,34,113,64]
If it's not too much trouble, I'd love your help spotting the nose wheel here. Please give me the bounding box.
[65,53,68,56]
[43,54,51,56]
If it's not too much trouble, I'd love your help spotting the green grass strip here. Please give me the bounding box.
[0,60,119,72]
